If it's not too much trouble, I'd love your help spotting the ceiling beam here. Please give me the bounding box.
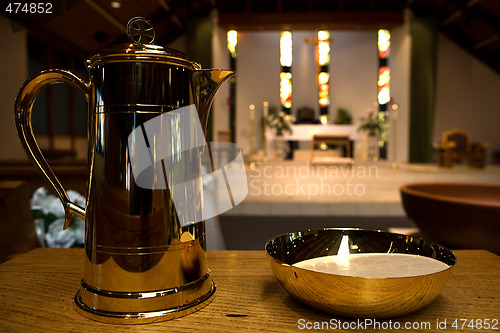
[441,11,462,26]
[440,0,479,26]
[219,11,404,31]
[464,2,500,36]
[83,0,126,33]
[442,25,500,74]
[157,0,183,28]
[440,0,500,36]
[474,35,498,50]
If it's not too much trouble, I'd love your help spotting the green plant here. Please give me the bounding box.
[334,107,352,124]
[358,111,383,135]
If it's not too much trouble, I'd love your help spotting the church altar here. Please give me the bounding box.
[265,124,359,159]
[271,124,359,141]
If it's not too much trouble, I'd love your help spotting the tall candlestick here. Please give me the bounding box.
[262,102,269,161]
[249,104,255,121]
[249,104,256,158]
[391,103,399,169]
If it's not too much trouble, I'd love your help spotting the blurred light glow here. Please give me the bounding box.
[378,66,390,104]
[378,29,390,59]
[280,31,292,67]
[378,87,390,105]
[378,67,390,87]
[318,30,330,41]
[318,72,329,84]
[317,30,330,66]
[110,0,121,9]
[319,114,328,125]
[280,72,292,109]
[227,30,238,58]
[318,72,329,107]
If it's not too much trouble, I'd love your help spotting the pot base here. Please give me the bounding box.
[74,277,216,324]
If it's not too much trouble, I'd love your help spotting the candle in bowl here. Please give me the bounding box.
[293,253,450,278]
[266,229,457,318]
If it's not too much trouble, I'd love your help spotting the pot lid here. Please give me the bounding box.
[87,17,201,70]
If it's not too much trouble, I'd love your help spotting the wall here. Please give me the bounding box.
[234,31,281,153]
[389,17,411,163]
[330,30,379,159]
[168,34,187,54]
[0,15,28,160]
[434,34,500,164]
[291,31,317,113]
[329,31,378,126]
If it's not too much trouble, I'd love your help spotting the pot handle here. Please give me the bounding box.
[15,69,90,230]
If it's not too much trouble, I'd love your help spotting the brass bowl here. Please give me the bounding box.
[265,228,456,318]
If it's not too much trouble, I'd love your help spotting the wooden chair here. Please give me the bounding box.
[437,129,488,168]
[0,181,40,263]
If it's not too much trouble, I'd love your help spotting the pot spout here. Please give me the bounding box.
[193,69,234,130]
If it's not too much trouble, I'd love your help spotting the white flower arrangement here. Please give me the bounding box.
[265,111,296,135]
[31,187,86,248]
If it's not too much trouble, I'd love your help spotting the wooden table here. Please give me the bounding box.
[0,249,499,332]
[311,133,352,161]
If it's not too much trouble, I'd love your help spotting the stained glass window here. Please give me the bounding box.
[280,72,292,109]
[317,30,330,123]
[377,29,391,159]
[378,29,390,59]
[377,29,390,106]
[378,66,390,105]
[280,31,292,113]
[226,30,238,142]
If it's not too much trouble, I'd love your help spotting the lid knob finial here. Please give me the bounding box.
[126,17,156,45]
